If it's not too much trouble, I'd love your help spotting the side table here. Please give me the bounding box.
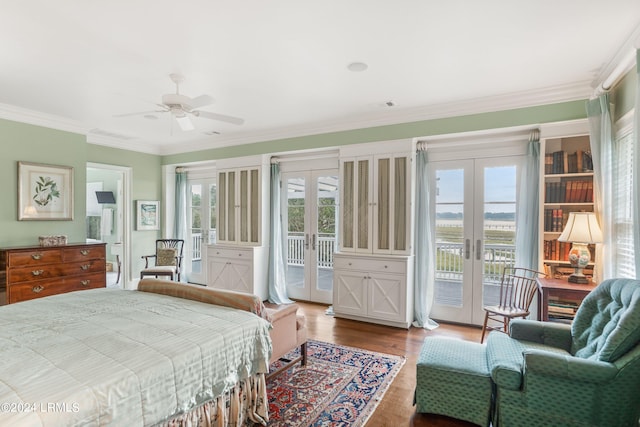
[537,277,596,321]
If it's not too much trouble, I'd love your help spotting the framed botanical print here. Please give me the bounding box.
[136,200,160,230]
[18,161,74,221]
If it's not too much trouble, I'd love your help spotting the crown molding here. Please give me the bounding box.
[0,102,88,135]
[591,23,640,94]
[1,80,592,157]
[161,80,592,156]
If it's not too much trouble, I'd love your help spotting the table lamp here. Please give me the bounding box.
[558,212,603,284]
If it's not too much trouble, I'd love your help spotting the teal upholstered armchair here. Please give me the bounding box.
[487,278,640,427]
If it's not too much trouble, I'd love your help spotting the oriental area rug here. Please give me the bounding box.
[267,340,405,427]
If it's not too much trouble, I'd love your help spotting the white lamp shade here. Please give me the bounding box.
[558,212,603,244]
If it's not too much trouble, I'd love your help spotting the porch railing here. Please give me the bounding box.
[287,233,335,268]
[435,242,516,283]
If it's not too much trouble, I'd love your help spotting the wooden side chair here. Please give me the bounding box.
[140,239,184,281]
[480,267,546,343]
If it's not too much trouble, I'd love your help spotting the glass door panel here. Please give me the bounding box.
[188,179,216,285]
[283,170,338,303]
[341,160,354,250]
[376,157,390,251]
[430,162,473,323]
[430,157,520,325]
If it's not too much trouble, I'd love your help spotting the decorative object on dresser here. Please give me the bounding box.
[557,211,603,283]
[140,239,184,281]
[17,161,74,221]
[0,242,106,304]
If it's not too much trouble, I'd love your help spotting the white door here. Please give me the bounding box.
[282,170,338,303]
[187,179,216,284]
[430,157,520,325]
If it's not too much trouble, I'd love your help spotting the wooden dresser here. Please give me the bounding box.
[0,242,106,304]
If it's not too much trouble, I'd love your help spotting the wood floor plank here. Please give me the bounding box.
[278,301,484,427]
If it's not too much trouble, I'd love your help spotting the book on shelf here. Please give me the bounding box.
[545,180,593,203]
[547,150,593,174]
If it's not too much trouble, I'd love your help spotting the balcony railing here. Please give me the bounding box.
[287,233,335,268]
[435,241,516,283]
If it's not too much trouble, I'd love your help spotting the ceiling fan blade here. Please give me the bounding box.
[174,114,195,131]
[194,110,244,126]
[113,109,166,118]
[185,94,214,110]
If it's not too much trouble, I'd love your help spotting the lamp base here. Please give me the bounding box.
[568,274,590,284]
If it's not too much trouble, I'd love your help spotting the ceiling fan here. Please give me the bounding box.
[115,73,244,131]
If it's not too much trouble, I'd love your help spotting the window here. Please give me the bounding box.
[612,129,635,278]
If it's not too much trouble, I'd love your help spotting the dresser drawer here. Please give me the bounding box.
[8,249,62,267]
[64,272,105,290]
[8,264,64,283]
[61,260,106,277]
[333,256,406,274]
[209,247,253,260]
[63,245,106,262]
[7,279,67,303]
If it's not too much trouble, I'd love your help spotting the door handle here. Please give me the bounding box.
[305,234,309,250]
[464,239,470,259]
[476,239,482,261]
[312,234,316,251]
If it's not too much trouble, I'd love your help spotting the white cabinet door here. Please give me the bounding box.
[333,270,367,316]
[207,258,228,289]
[340,153,411,255]
[227,260,252,293]
[368,273,406,322]
[217,167,261,246]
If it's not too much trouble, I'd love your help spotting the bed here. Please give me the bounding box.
[0,280,273,426]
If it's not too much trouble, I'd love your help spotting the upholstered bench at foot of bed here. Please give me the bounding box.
[415,336,493,427]
[265,304,308,379]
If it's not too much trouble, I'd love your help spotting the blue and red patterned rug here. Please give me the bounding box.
[267,340,405,427]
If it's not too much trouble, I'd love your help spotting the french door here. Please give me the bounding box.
[429,156,520,325]
[187,179,216,284]
[281,170,338,304]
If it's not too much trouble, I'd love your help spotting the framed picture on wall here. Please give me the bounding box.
[18,161,74,221]
[136,200,160,230]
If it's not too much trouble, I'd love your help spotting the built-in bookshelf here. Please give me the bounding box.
[539,134,596,281]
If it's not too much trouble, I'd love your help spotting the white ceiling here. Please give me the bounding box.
[1,1,639,155]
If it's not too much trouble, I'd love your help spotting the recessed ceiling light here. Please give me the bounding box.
[382,100,397,107]
[347,62,368,72]
[143,115,158,120]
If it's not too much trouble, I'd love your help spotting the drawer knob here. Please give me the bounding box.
[80,250,90,256]
[31,269,44,276]
[384,265,388,269]
[31,253,43,260]
[80,264,91,270]
[80,280,90,286]
[348,262,352,266]
[32,285,44,293]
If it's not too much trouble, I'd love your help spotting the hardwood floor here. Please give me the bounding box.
[289,301,483,427]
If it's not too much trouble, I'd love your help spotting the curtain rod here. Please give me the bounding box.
[270,151,338,164]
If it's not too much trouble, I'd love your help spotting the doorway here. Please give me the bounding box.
[86,163,132,289]
[281,170,338,304]
[186,178,216,284]
[429,156,520,325]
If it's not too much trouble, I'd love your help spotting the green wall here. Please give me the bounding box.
[0,118,162,283]
[0,119,87,246]
[612,64,637,122]
[163,99,589,164]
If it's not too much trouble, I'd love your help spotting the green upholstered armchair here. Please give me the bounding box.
[486,278,640,427]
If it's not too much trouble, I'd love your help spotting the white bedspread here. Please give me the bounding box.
[0,288,272,426]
